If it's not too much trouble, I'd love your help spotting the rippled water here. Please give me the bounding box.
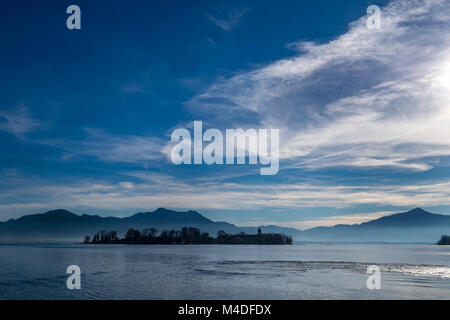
[0,243,449,299]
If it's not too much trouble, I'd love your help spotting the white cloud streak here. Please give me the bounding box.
[205,6,250,32]
[0,104,41,138]
[43,128,166,164]
[188,0,450,172]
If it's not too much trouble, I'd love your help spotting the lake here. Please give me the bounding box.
[0,243,449,299]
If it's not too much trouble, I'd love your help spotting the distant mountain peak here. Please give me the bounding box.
[44,209,76,216]
[153,208,177,214]
[405,207,429,215]
[153,208,201,216]
[12,208,80,224]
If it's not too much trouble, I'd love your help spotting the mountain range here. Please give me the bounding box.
[0,207,449,243]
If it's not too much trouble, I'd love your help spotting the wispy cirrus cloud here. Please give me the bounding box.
[42,128,166,164]
[0,104,41,139]
[205,5,250,32]
[189,0,450,172]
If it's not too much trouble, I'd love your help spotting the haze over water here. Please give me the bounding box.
[1,243,449,299]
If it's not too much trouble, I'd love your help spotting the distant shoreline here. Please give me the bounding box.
[84,227,293,245]
[0,241,437,245]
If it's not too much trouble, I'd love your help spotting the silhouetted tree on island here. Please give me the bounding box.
[85,227,292,245]
[143,228,158,238]
[437,235,450,245]
[89,230,119,244]
[125,228,142,244]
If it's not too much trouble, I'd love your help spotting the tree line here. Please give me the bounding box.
[84,227,292,245]
[437,235,450,245]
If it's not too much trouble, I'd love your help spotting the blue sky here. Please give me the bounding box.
[1,0,450,229]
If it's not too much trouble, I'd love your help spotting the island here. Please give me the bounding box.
[84,227,292,245]
[437,235,450,245]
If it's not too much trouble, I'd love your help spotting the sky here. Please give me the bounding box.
[1,0,450,229]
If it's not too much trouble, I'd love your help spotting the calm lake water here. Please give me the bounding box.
[0,243,449,299]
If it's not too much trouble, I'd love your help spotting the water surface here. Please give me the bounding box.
[0,243,449,299]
